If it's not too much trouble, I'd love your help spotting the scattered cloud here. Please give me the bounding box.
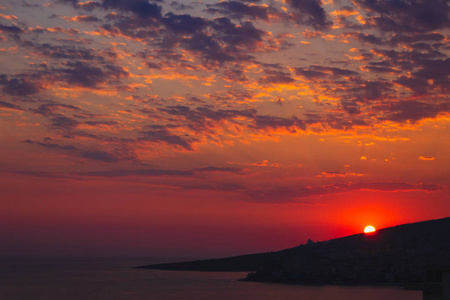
[140,128,198,151]
[206,1,271,21]
[0,100,24,111]
[228,160,280,167]
[316,171,364,178]
[0,0,448,208]
[354,0,450,33]
[58,61,129,88]
[245,181,444,203]
[287,0,332,29]
[31,103,80,115]
[0,75,42,96]
[418,156,436,161]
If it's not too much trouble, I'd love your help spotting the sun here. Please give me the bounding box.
[364,225,376,233]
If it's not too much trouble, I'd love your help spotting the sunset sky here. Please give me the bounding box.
[1,0,449,258]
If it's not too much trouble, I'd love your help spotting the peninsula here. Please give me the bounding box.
[137,217,450,286]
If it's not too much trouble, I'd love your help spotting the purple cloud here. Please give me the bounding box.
[287,0,331,29]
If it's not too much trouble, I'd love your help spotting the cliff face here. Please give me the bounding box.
[138,217,450,285]
[245,217,450,285]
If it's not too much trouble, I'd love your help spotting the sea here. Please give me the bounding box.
[0,258,422,300]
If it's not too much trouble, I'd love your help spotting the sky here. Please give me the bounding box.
[0,0,449,259]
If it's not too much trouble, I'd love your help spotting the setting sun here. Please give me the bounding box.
[364,226,376,233]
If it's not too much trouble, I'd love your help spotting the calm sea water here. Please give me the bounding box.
[0,258,421,300]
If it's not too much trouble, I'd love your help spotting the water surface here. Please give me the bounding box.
[0,258,422,300]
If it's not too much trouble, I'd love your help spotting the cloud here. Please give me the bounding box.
[24,138,124,163]
[182,32,236,65]
[294,65,358,78]
[60,0,163,19]
[169,2,195,11]
[84,120,119,127]
[56,0,81,7]
[389,32,446,46]
[355,79,393,101]
[156,105,311,136]
[0,23,24,34]
[51,116,80,129]
[24,41,108,61]
[80,150,120,162]
[222,68,250,82]
[354,0,450,33]
[193,166,242,173]
[157,105,256,132]
[162,12,208,34]
[78,168,193,177]
[82,166,243,178]
[13,166,249,193]
[0,75,42,96]
[346,32,384,45]
[316,171,364,178]
[228,160,280,167]
[286,0,331,29]
[0,100,24,111]
[212,18,265,48]
[418,156,435,161]
[31,103,81,115]
[2,0,448,181]
[54,0,273,69]
[129,17,265,67]
[368,48,449,97]
[24,139,77,150]
[206,1,270,21]
[63,15,101,23]
[259,69,296,85]
[140,128,198,150]
[10,42,131,93]
[245,181,444,203]
[58,61,129,88]
[252,115,306,132]
[101,0,162,19]
[414,58,450,84]
[380,100,448,123]
[362,61,398,74]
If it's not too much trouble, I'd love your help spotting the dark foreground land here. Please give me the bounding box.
[137,217,450,286]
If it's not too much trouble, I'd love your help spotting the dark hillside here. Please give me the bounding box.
[137,217,450,285]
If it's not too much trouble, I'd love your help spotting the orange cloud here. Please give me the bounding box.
[0,13,18,20]
[316,171,364,178]
[330,9,359,18]
[228,160,281,167]
[418,156,435,161]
